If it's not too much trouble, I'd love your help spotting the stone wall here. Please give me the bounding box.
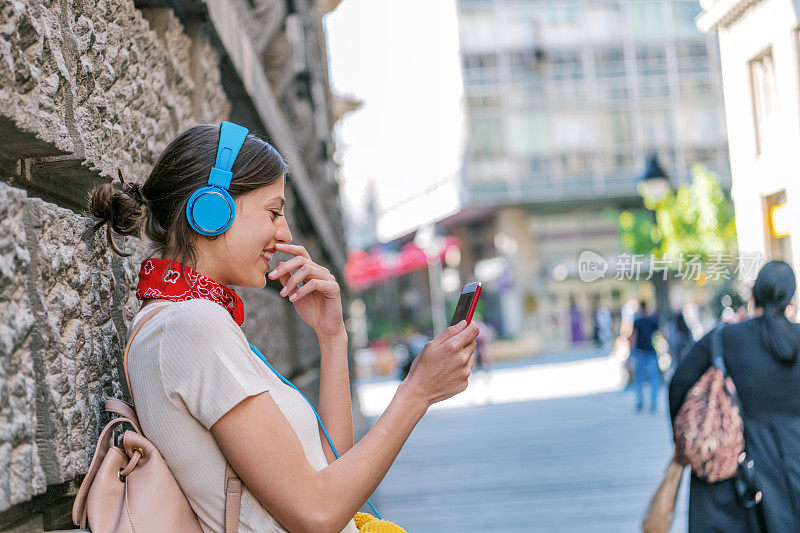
[0,0,347,530]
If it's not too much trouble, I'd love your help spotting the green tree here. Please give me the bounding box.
[618,164,737,262]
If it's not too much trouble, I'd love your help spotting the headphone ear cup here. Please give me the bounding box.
[186,186,236,236]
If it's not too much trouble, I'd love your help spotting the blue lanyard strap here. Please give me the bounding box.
[248,343,382,520]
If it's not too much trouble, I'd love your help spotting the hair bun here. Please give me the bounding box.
[124,182,148,207]
[88,177,148,256]
[88,182,117,224]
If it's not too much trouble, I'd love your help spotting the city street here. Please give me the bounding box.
[357,349,690,532]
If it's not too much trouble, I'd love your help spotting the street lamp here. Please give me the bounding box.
[637,153,670,201]
[414,224,448,333]
[637,153,672,322]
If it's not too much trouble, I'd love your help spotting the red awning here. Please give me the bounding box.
[344,237,460,290]
[344,248,391,290]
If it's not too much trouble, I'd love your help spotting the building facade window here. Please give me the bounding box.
[560,151,593,177]
[464,52,497,70]
[630,1,666,40]
[467,93,502,109]
[529,156,553,176]
[602,151,635,172]
[545,5,579,26]
[677,106,721,145]
[749,48,778,155]
[676,41,709,73]
[549,48,583,80]
[679,79,714,99]
[594,46,626,78]
[636,45,667,75]
[507,110,552,156]
[469,115,505,157]
[640,108,674,146]
[463,52,499,85]
[509,49,546,82]
[600,110,633,147]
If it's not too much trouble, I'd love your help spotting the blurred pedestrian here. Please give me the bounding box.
[471,313,495,404]
[596,303,613,349]
[664,310,694,371]
[669,260,800,531]
[400,326,429,380]
[628,300,661,413]
[620,298,641,338]
[569,296,584,344]
[473,314,495,373]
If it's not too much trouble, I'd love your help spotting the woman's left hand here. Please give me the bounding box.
[267,243,345,338]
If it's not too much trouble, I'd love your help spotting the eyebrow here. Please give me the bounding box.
[268,197,286,209]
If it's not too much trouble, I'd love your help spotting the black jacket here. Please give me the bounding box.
[669,317,800,532]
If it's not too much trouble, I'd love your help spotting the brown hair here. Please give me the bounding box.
[88,123,287,276]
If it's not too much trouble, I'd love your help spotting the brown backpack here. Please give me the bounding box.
[673,324,744,482]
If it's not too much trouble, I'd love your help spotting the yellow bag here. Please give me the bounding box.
[354,512,407,532]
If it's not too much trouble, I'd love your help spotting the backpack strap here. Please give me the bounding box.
[124,305,171,403]
[711,323,745,413]
[225,463,243,533]
[710,323,727,374]
[105,397,142,434]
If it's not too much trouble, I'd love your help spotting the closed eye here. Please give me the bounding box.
[269,210,284,220]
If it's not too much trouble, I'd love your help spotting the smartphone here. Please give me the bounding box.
[450,281,482,326]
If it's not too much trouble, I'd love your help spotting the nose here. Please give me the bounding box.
[276,214,292,244]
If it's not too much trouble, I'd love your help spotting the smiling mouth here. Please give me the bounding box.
[260,251,273,266]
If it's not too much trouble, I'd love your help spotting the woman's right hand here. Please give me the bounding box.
[402,320,480,407]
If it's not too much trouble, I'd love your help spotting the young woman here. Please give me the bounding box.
[88,123,479,532]
[669,260,800,531]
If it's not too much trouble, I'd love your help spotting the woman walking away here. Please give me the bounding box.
[87,122,479,532]
[669,260,800,532]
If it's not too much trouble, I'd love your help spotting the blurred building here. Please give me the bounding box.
[451,0,731,350]
[697,0,799,280]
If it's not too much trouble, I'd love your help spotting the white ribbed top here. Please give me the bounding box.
[127,299,358,533]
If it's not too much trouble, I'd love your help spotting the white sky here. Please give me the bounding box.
[324,0,466,244]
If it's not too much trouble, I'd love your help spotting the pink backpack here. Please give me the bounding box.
[71,306,242,532]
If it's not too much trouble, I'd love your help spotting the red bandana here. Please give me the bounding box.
[135,258,245,326]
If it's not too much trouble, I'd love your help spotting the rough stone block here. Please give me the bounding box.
[0,1,76,155]
[238,286,294,376]
[293,313,323,372]
[0,185,147,512]
[0,183,45,513]
[0,0,231,210]
[23,198,117,487]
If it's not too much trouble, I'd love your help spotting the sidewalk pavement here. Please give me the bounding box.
[357,348,689,532]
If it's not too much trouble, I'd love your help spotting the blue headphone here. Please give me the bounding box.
[185,121,250,236]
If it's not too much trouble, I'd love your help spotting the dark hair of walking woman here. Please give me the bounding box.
[87,124,287,284]
[752,260,799,365]
[674,311,690,335]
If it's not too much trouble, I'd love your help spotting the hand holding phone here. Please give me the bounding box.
[450,281,482,326]
[401,281,483,408]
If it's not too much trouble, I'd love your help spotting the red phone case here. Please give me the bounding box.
[465,284,482,324]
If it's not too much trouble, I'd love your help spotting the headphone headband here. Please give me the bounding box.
[208,121,249,188]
